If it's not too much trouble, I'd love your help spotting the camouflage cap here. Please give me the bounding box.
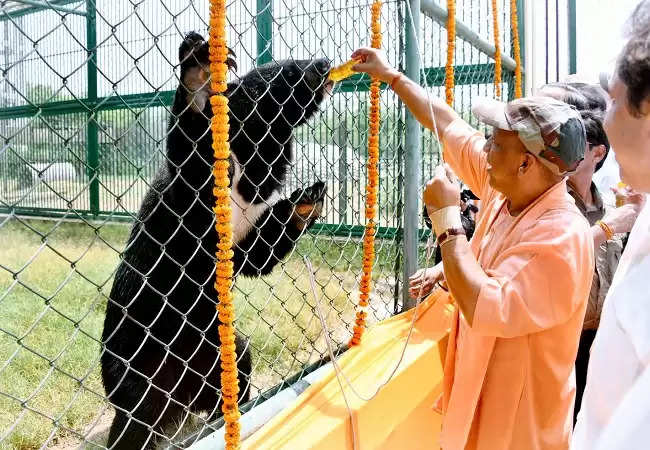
[472,96,587,176]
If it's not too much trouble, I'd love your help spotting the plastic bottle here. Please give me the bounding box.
[616,181,627,207]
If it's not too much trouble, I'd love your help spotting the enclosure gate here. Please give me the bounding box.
[0,1,523,448]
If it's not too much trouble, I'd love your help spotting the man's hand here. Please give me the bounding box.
[351,48,461,137]
[423,164,461,213]
[604,186,646,234]
[350,48,399,83]
[409,266,445,299]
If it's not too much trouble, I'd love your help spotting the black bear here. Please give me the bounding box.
[101,32,331,449]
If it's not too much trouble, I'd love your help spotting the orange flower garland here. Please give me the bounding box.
[350,0,382,347]
[445,0,456,106]
[510,0,523,98]
[209,0,241,448]
[491,0,502,98]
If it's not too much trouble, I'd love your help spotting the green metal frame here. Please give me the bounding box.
[0,0,84,21]
[256,0,273,65]
[85,0,99,215]
[0,2,521,242]
[568,0,577,74]
[0,64,505,121]
[1,207,435,241]
[0,63,515,236]
[403,0,421,310]
[0,207,136,226]
[0,91,176,120]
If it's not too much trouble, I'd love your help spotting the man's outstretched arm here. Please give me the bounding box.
[351,47,461,138]
[351,47,490,200]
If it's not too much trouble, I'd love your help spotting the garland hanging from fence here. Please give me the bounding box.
[510,0,523,98]
[491,0,503,98]
[445,0,456,106]
[209,0,241,448]
[350,0,383,347]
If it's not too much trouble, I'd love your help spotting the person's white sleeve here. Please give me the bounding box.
[594,364,650,450]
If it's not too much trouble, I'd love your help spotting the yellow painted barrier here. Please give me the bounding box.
[245,289,454,449]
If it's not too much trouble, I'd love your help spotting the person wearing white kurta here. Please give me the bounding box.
[572,1,650,448]
[572,199,650,450]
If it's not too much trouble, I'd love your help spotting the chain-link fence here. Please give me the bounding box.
[0,0,522,448]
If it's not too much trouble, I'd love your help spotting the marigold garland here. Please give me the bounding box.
[349,0,382,347]
[209,0,241,448]
[510,0,523,98]
[445,0,456,106]
[491,0,502,98]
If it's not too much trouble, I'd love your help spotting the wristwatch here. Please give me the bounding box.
[437,227,466,246]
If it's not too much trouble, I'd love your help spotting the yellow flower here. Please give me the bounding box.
[220,333,236,345]
[350,0,384,347]
[510,0,523,98]
[209,0,240,447]
[445,0,456,106]
[491,0,502,98]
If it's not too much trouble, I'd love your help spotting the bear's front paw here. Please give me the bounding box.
[289,181,327,231]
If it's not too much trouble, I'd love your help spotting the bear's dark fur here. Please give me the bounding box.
[101,32,331,449]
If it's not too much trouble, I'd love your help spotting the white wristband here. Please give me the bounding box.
[429,205,463,236]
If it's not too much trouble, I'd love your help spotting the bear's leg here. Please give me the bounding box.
[106,408,153,450]
[190,332,253,422]
[233,181,326,277]
[107,386,188,449]
[105,354,191,449]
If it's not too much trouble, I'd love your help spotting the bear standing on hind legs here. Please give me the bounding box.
[101,32,332,449]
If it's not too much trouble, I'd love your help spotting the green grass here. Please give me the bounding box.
[0,218,399,449]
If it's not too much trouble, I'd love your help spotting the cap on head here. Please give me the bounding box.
[472,96,587,176]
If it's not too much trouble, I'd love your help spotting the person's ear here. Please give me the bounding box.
[519,153,534,174]
[592,144,607,166]
[640,98,650,116]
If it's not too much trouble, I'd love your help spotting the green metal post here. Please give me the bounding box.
[394,0,406,314]
[568,0,577,74]
[402,0,421,311]
[86,0,99,215]
[335,119,348,224]
[256,0,273,65]
[506,71,515,101]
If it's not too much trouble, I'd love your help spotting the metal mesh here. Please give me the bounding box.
[0,0,523,448]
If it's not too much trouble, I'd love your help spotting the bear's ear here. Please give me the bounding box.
[179,32,237,72]
[181,44,238,114]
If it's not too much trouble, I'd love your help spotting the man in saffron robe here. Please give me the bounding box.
[352,48,594,449]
